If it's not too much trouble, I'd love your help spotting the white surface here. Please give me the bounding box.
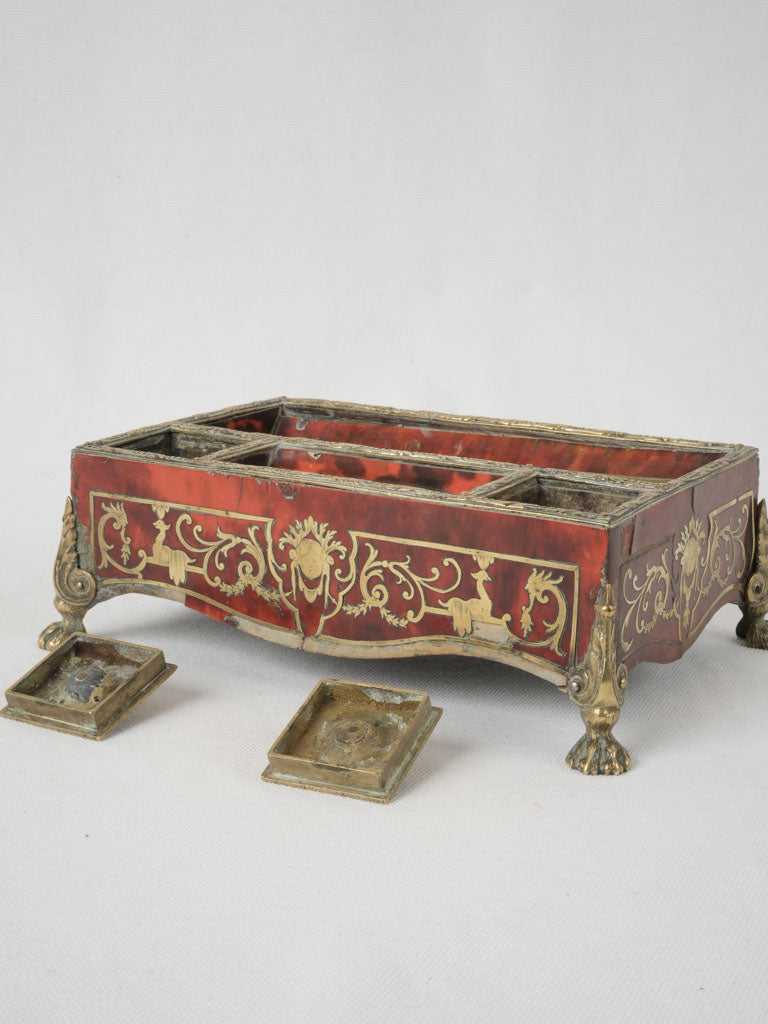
[2,2,767,1022]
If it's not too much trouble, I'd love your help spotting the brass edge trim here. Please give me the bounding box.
[186,395,745,452]
[186,396,287,427]
[76,428,664,492]
[282,395,753,452]
[301,633,567,685]
[466,471,536,498]
[92,578,303,643]
[209,437,554,481]
[77,397,751,467]
[80,398,287,449]
[84,421,258,451]
[76,453,619,527]
[197,437,280,463]
[73,434,756,529]
[608,450,758,529]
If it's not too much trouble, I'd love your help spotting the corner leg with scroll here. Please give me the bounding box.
[565,584,630,776]
[736,498,768,650]
[38,497,98,651]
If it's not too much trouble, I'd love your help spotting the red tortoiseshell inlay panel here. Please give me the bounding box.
[608,453,759,669]
[272,415,722,479]
[73,452,609,669]
[268,447,499,494]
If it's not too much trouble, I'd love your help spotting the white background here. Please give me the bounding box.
[2,3,767,1022]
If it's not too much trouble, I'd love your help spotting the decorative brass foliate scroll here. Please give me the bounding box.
[341,547,570,653]
[97,500,282,605]
[343,542,463,629]
[91,493,576,660]
[39,498,98,651]
[736,498,768,650]
[620,494,751,654]
[565,585,630,776]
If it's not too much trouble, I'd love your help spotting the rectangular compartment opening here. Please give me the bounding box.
[227,445,500,494]
[272,406,724,480]
[224,448,274,468]
[496,477,644,514]
[115,429,234,460]
[204,404,282,435]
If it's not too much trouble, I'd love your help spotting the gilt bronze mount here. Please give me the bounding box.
[736,498,768,650]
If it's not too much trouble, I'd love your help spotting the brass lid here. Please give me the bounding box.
[262,678,441,803]
[2,633,176,739]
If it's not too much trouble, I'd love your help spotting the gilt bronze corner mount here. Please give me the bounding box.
[39,497,97,652]
[737,498,768,650]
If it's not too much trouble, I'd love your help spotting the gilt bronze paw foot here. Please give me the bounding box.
[566,717,631,776]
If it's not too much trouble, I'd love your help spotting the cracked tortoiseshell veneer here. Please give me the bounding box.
[39,398,767,774]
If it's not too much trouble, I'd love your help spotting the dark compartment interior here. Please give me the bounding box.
[240,408,722,480]
[497,477,641,514]
[207,405,281,435]
[115,429,231,460]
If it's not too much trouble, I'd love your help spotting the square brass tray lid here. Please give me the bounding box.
[262,678,442,803]
[1,633,176,740]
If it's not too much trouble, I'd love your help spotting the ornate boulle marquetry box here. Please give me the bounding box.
[40,398,768,774]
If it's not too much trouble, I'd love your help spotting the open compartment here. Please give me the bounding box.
[493,475,646,515]
[113,428,238,460]
[220,443,501,494]
[265,405,724,480]
[204,403,281,435]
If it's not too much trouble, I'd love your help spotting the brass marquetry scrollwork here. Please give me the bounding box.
[344,544,463,629]
[98,500,281,606]
[620,495,751,653]
[342,548,570,655]
[91,494,575,659]
[519,569,568,657]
